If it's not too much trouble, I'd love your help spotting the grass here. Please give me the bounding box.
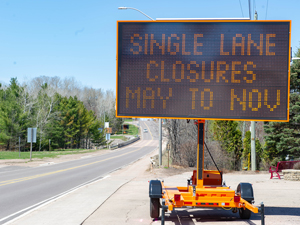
[115,123,139,136]
[152,149,172,168]
[124,118,133,122]
[110,135,128,141]
[0,148,102,160]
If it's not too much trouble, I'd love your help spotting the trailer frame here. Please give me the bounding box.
[149,120,265,224]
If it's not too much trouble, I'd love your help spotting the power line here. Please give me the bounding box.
[239,0,244,17]
[265,0,269,19]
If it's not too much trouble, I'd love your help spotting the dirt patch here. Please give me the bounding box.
[147,166,195,178]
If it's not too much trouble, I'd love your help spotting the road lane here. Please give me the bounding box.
[0,121,158,224]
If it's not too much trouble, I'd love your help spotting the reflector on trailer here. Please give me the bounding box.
[234,196,241,202]
[174,194,181,202]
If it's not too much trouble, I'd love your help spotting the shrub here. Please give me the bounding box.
[179,141,197,167]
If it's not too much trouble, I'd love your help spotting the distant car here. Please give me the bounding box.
[143,129,148,133]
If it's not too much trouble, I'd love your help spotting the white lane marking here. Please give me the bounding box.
[80,155,94,159]
[39,162,55,166]
[1,175,110,224]
[144,122,154,140]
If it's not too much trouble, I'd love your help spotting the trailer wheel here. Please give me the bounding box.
[239,207,251,219]
[236,183,254,220]
[150,198,160,218]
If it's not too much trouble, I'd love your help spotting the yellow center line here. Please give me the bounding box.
[0,140,152,187]
[144,122,154,140]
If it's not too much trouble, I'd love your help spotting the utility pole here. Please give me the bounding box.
[248,0,251,20]
[159,118,162,166]
[251,121,256,171]
[251,10,258,171]
[241,121,246,169]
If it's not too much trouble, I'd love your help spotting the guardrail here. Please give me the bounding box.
[110,136,140,150]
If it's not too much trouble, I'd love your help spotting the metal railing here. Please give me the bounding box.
[110,136,140,149]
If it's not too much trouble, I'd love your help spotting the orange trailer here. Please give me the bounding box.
[149,120,265,224]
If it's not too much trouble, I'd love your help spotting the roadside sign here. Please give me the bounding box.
[105,128,113,134]
[116,20,291,121]
[27,128,37,143]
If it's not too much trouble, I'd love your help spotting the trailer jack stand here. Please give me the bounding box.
[161,199,169,225]
[259,202,265,225]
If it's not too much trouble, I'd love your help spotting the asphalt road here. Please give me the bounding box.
[0,120,158,224]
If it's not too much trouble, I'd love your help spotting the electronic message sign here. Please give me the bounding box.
[116,20,291,121]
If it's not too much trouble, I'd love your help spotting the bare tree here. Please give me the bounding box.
[165,119,183,165]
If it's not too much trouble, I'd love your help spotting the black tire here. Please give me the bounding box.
[239,207,251,219]
[150,198,160,218]
[236,182,253,220]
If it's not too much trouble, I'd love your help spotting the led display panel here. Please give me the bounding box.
[117,21,291,121]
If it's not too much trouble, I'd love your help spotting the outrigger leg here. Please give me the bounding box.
[260,202,265,225]
[161,199,167,225]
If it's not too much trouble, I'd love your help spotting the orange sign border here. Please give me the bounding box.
[116,20,291,122]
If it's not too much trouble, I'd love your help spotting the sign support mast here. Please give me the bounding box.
[251,10,258,171]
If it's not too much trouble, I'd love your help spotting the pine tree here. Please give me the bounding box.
[264,47,300,164]
[0,78,30,150]
[212,120,242,170]
[44,93,64,149]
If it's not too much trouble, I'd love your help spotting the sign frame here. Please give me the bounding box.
[116,20,291,122]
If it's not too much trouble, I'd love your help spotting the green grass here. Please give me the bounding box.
[110,135,128,141]
[125,124,139,136]
[115,123,139,136]
[0,149,102,160]
[124,118,133,122]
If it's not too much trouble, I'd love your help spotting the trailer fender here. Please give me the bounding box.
[237,183,254,203]
[149,180,162,198]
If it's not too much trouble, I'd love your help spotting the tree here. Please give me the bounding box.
[46,95,105,149]
[264,47,300,164]
[164,119,198,166]
[0,75,115,151]
[33,83,57,151]
[88,116,106,147]
[0,78,30,150]
[165,119,182,165]
[212,120,242,170]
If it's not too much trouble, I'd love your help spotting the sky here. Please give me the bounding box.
[0,0,299,92]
